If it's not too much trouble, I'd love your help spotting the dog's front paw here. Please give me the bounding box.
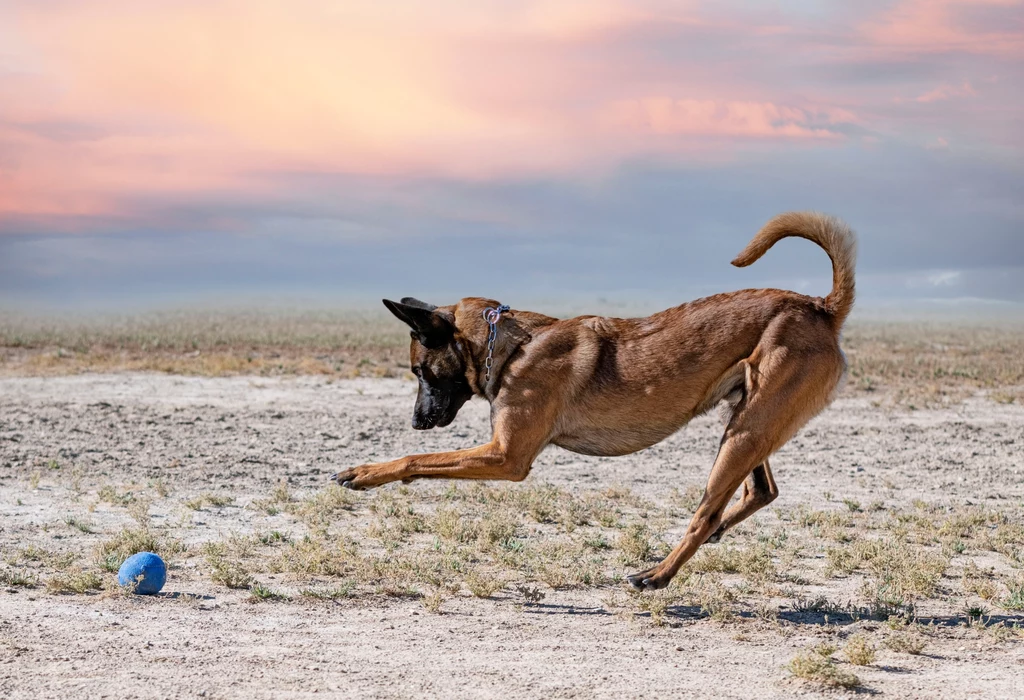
[329,466,377,491]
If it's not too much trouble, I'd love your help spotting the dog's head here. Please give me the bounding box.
[383,297,473,430]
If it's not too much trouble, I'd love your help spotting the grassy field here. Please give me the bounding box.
[0,308,412,379]
[2,373,1023,694]
[2,307,1023,406]
[7,476,1024,629]
[2,307,1023,695]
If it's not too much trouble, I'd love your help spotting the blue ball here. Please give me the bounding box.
[117,552,166,594]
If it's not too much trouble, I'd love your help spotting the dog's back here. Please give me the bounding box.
[525,212,856,457]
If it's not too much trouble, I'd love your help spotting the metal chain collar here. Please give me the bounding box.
[482,304,511,384]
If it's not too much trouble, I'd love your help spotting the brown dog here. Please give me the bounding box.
[331,211,856,590]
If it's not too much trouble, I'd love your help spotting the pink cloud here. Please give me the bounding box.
[0,0,1018,229]
[859,0,1024,57]
[0,1,856,224]
[601,99,848,139]
[915,82,977,103]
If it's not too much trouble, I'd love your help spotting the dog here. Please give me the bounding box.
[331,211,856,591]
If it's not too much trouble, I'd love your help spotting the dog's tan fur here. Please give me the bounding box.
[332,211,856,590]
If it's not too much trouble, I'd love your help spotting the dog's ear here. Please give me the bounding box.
[383,299,453,347]
[399,297,437,311]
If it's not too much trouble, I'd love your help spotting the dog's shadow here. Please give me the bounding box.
[154,591,216,601]
[518,602,613,617]
[519,600,1024,632]
[518,601,709,620]
[777,609,1024,630]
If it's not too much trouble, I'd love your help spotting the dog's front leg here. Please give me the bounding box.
[332,392,557,491]
[330,440,534,491]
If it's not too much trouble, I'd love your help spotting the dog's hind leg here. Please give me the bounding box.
[704,459,777,544]
[627,345,843,591]
[626,417,768,591]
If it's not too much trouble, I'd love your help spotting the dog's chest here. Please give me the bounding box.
[551,417,688,457]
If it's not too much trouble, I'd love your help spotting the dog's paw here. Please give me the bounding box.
[329,467,371,491]
[625,569,669,592]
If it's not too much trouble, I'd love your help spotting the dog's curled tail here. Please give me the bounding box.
[731,211,857,326]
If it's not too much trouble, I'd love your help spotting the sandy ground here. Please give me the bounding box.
[2,374,1023,699]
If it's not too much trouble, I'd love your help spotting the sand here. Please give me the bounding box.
[2,374,1023,699]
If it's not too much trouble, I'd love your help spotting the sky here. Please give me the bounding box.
[1,0,1022,312]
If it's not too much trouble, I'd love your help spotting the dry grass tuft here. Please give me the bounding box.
[94,527,184,572]
[292,487,357,531]
[843,634,877,666]
[185,493,235,511]
[530,540,608,589]
[961,561,1000,601]
[825,536,947,611]
[884,632,927,655]
[247,581,289,602]
[421,588,447,614]
[691,544,777,585]
[46,570,104,594]
[633,589,677,626]
[300,582,356,600]
[787,645,860,689]
[0,568,38,588]
[271,535,361,578]
[616,523,654,566]
[97,484,138,506]
[1001,577,1024,611]
[207,555,254,589]
[251,480,294,515]
[691,577,737,622]
[63,516,96,534]
[465,569,505,599]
